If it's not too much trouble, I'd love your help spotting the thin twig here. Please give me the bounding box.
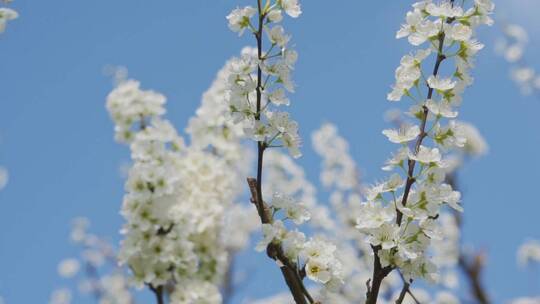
[459,255,490,304]
[148,285,164,304]
[395,282,409,304]
[396,272,420,304]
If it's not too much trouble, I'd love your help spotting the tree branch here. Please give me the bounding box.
[248,178,312,304]
[366,246,393,304]
[459,254,490,304]
[368,3,457,302]
[396,29,448,226]
[395,282,409,304]
[245,3,313,303]
[149,285,164,304]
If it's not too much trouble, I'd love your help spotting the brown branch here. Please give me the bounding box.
[244,3,313,303]
[248,181,311,302]
[366,246,393,304]
[459,254,490,304]
[396,272,420,304]
[407,290,421,304]
[395,282,409,304]
[148,284,164,304]
[396,30,448,226]
[248,178,313,304]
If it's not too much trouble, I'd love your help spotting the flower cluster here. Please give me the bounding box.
[312,121,486,303]
[186,50,251,166]
[257,219,343,287]
[358,0,494,288]
[106,75,241,301]
[255,151,344,288]
[189,55,262,257]
[106,79,167,143]
[496,23,540,96]
[312,123,360,192]
[263,150,335,230]
[225,0,302,158]
[311,124,379,302]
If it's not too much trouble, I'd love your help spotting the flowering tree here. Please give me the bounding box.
[42,0,540,304]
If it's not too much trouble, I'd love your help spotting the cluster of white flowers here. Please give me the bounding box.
[255,153,344,288]
[263,150,335,231]
[312,123,360,192]
[187,54,263,258]
[311,124,378,303]
[312,119,482,303]
[496,23,540,96]
[103,52,283,301]
[226,0,302,158]
[107,75,243,301]
[357,0,494,293]
[106,79,167,143]
[186,51,251,166]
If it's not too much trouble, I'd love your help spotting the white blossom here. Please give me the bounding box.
[428,76,457,92]
[409,146,442,164]
[226,6,256,35]
[383,124,420,144]
[279,0,302,18]
[0,6,17,33]
[57,259,80,278]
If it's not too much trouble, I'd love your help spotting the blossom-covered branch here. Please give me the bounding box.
[356,1,494,303]
[226,1,342,303]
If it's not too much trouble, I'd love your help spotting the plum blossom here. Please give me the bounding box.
[360,0,495,297]
[279,0,301,18]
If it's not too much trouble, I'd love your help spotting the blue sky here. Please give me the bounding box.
[1,0,540,303]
